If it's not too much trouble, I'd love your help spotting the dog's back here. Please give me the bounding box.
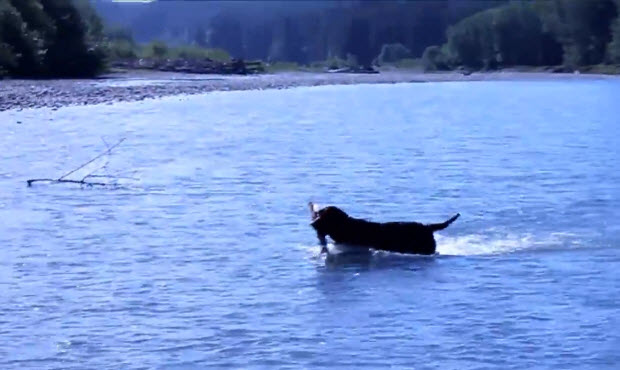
[375,221,437,254]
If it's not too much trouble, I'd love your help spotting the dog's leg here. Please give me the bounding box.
[309,202,328,253]
[315,226,328,252]
[316,230,328,254]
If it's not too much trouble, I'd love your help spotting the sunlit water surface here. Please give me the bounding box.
[1,80,619,369]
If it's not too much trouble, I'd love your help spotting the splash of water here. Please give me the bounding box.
[435,232,579,256]
[303,231,580,259]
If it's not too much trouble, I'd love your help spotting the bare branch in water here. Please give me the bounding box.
[27,138,132,188]
[58,138,125,181]
[26,178,109,187]
[83,174,140,181]
[101,136,110,150]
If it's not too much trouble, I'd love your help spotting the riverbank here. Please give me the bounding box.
[1,70,618,111]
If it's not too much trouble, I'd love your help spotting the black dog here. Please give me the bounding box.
[309,203,460,255]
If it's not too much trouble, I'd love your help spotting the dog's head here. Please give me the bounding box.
[310,205,349,236]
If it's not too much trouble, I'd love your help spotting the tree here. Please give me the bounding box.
[209,12,243,58]
[193,25,207,47]
[609,0,620,62]
[282,17,305,64]
[243,21,272,60]
[345,18,373,67]
[0,0,106,77]
[445,2,563,69]
[41,0,105,77]
[1,0,45,75]
[535,0,618,67]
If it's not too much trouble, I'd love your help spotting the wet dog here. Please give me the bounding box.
[309,202,459,255]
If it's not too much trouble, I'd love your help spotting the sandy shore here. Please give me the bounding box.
[1,70,617,111]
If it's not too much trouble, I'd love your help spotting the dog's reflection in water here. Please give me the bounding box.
[322,243,373,265]
[320,243,437,270]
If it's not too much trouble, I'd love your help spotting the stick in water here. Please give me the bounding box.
[59,138,126,180]
[27,137,128,188]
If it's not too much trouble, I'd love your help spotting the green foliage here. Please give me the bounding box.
[105,25,134,43]
[493,3,548,66]
[137,42,231,62]
[393,58,423,70]
[610,21,620,63]
[193,25,207,48]
[72,0,104,41]
[0,41,16,72]
[1,0,44,75]
[0,0,106,77]
[377,43,412,64]
[445,2,564,69]
[580,63,620,74]
[446,10,494,69]
[345,18,373,67]
[94,0,505,65]
[265,61,301,73]
[534,0,617,67]
[172,46,230,62]
[607,1,620,62]
[102,24,137,60]
[107,39,136,60]
[141,40,168,58]
[209,12,243,58]
[42,0,106,77]
[325,56,349,70]
[422,45,451,71]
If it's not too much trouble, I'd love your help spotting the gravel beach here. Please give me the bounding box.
[1,70,617,111]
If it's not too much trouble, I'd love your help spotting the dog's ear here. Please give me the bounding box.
[310,206,346,231]
[310,206,329,231]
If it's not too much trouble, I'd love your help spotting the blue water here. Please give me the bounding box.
[1,80,619,369]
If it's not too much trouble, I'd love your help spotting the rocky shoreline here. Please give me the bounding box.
[109,58,265,75]
[1,70,618,111]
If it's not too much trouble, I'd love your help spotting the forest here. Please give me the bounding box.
[1,0,620,78]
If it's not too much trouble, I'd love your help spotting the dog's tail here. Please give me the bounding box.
[428,213,460,232]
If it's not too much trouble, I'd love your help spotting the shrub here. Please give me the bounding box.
[171,46,230,62]
[325,56,348,70]
[141,40,168,59]
[107,39,137,60]
[394,58,423,69]
[265,61,301,72]
[422,45,450,71]
[136,42,231,62]
[377,43,412,64]
[105,25,134,44]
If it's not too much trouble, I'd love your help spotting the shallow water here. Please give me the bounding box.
[1,80,619,369]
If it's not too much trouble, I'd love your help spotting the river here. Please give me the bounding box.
[1,79,619,369]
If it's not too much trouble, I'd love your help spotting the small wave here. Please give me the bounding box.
[302,231,580,259]
[436,232,579,256]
